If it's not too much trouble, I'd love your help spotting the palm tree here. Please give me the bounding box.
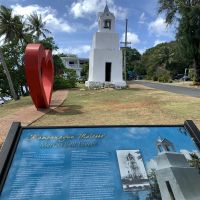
[27,12,51,42]
[0,6,19,100]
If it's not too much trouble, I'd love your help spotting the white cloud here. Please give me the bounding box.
[121,32,140,46]
[11,4,75,33]
[154,40,165,47]
[70,0,127,20]
[148,17,172,37]
[56,45,91,56]
[125,128,150,139]
[139,12,146,24]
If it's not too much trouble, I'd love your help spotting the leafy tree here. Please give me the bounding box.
[53,55,66,76]
[141,41,187,81]
[27,12,51,42]
[0,5,21,99]
[54,68,77,90]
[158,0,200,84]
[121,47,141,79]
[40,37,58,51]
[81,63,89,81]
[188,153,200,174]
[0,42,27,96]
[0,6,52,99]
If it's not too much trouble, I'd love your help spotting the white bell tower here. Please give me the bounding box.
[85,4,126,88]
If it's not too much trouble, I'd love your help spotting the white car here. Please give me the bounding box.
[0,99,4,105]
[3,96,12,101]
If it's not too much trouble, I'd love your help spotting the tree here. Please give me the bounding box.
[53,55,66,76]
[0,5,20,100]
[158,0,200,84]
[40,37,58,51]
[121,47,141,79]
[0,6,52,99]
[28,12,51,42]
[141,41,187,81]
[188,153,200,174]
[81,63,89,81]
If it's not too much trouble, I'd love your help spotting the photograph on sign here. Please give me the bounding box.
[116,150,150,192]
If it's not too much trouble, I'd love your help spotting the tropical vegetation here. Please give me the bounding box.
[0,5,75,100]
[158,0,200,84]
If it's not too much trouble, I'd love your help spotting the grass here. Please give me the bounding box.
[32,84,200,128]
[0,96,32,118]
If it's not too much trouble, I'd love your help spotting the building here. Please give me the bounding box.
[61,54,88,79]
[85,4,126,88]
[155,138,200,200]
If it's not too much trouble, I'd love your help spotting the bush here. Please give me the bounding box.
[81,63,89,82]
[189,68,195,81]
[157,68,171,83]
[158,74,171,83]
[54,69,77,90]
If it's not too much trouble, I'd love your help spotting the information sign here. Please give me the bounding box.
[0,121,200,199]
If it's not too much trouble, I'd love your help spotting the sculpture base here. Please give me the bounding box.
[85,81,127,89]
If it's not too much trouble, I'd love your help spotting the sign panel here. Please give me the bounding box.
[0,125,200,199]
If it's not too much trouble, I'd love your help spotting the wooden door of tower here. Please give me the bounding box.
[105,62,111,82]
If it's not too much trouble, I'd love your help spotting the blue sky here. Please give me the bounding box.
[0,0,176,57]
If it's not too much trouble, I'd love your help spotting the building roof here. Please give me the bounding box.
[104,4,110,13]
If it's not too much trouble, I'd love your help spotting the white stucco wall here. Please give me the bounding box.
[88,49,122,82]
[93,32,119,50]
[86,31,125,87]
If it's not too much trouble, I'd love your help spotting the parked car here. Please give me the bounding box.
[0,96,12,104]
[3,96,12,101]
[180,75,191,81]
[0,99,4,105]
[173,74,184,80]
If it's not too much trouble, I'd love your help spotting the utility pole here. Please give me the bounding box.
[0,49,18,100]
[120,19,131,82]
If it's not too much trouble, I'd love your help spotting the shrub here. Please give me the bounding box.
[54,69,77,90]
[157,68,171,83]
[189,68,195,81]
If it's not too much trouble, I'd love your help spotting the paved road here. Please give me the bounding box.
[134,81,200,98]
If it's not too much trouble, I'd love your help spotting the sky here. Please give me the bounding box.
[0,0,176,58]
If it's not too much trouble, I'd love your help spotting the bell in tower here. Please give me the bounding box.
[156,137,176,153]
[98,4,115,32]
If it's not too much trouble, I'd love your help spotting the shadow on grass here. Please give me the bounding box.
[126,88,155,92]
[48,105,83,115]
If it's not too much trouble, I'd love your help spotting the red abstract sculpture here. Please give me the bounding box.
[25,44,54,109]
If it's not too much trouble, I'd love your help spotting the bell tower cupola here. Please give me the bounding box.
[98,4,115,32]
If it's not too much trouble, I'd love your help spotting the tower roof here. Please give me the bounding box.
[104,4,110,13]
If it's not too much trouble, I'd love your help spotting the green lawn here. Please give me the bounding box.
[32,84,200,128]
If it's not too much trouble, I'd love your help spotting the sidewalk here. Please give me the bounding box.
[0,90,68,145]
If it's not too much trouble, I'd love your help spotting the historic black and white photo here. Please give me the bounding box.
[117,150,150,192]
